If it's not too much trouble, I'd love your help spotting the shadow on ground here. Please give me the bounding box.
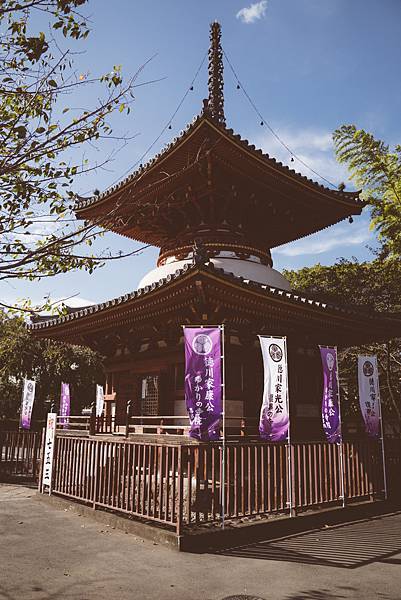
[217,513,401,569]
[280,587,394,600]
[219,587,396,600]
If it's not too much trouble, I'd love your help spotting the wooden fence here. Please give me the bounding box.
[386,437,401,498]
[48,436,385,535]
[0,430,42,481]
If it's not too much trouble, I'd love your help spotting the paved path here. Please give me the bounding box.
[1,483,401,600]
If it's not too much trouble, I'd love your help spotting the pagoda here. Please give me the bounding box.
[30,23,401,440]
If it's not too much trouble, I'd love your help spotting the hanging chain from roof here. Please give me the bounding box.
[208,21,225,125]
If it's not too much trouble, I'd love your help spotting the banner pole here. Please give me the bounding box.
[376,366,388,500]
[335,347,346,509]
[19,379,25,430]
[284,337,294,517]
[220,324,226,530]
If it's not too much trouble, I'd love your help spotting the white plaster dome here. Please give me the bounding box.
[137,251,291,291]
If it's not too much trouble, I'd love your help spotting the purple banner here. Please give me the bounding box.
[358,355,381,438]
[259,336,289,442]
[20,379,36,430]
[320,346,342,443]
[60,382,70,427]
[184,327,222,441]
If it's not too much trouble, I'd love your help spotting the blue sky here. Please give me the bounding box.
[2,0,401,307]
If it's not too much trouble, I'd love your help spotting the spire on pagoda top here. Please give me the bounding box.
[207,21,225,125]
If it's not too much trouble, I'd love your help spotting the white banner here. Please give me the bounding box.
[42,413,57,492]
[20,378,36,430]
[96,384,105,417]
[358,355,381,438]
[258,336,289,442]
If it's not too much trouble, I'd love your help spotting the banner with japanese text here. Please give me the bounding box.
[59,382,70,427]
[184,327,222,441]
[258,336,289,442]
[358,355,381,438]
[319,346,342,443]
[42,413,57,491]
[96,384,105,417]
[20,378,36,430]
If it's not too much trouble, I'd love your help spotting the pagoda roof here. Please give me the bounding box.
[75,114,363,249]
[76,113,361,215]
[74,22,364,251]
[29,261,401,348]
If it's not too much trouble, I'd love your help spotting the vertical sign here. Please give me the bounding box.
[184,327,222,441]
[59,382,70,428]
[319,346,342,443]
[258,336,289,442]
[20,378,36,430]
[358,355,381,438]
[96,384,105,417]
[42,413,57,493]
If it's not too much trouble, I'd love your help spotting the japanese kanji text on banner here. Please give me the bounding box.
[258,336,289,442]
[59,382,70,427]
[358,355,381,438]
[42,413,57,491]
[319,346,342,443]
[184,327,222,441]
[20,378,36,430]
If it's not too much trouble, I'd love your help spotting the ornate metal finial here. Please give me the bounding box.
[208,21,225,125]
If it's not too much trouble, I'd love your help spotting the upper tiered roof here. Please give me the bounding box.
[75,22,363,254]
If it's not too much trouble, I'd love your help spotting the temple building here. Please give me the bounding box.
[30,23,401,441]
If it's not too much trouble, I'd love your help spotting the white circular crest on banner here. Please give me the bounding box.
[269,343,283,362]
[27,381,34,394]
[363,360,374,377]
[326,352,335,371]
[192,334,213,355]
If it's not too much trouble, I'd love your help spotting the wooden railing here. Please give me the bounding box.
[0,430,43,481]
[55,414,258,437]
[48,436,385,535]
[127,416,190,436]
[56,415,91,432]
[52,436,182,530]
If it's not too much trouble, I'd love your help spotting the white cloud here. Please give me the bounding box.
[36,295,96,316]
[255,126,351,187]
[275,222,371,257]
[236,1,268,24]
[58,296,96,308]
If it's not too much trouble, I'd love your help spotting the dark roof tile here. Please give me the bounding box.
[28,260,398,333]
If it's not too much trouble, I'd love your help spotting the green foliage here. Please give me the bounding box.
[0,311,104,419]
[333,125,401,258]
[284,259,401,429]
[0,1,138,306]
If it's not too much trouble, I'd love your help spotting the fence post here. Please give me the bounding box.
[93,440,100,509]
[89,402,96,436]
[176,445,183,538]
[33,429,41,482]
[369,440,376,502]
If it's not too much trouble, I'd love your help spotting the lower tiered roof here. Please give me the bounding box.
[29,261,401,353]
